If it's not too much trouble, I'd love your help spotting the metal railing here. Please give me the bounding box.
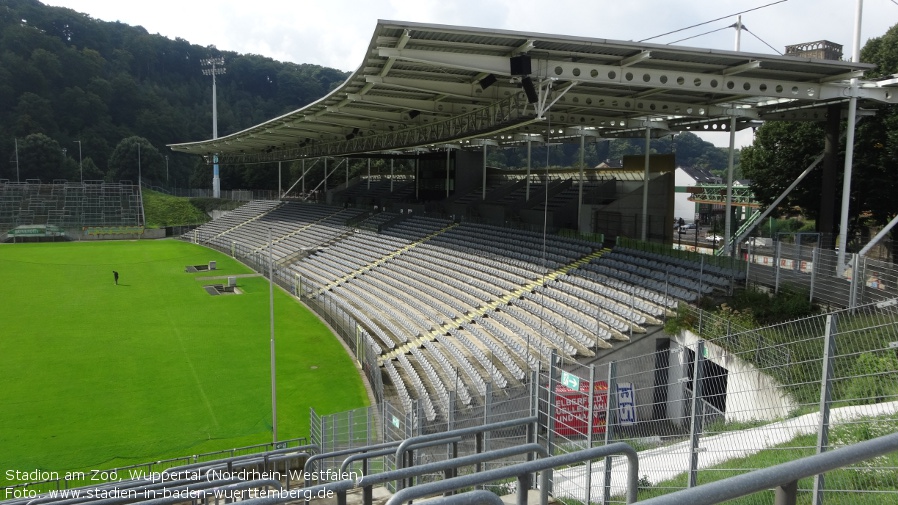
[639,431,898,505]
[386,442,640,505]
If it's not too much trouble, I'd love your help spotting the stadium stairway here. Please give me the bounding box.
[205,200,284,243]
[253,207,356,256]
[378,248,611,364]
[315,222,460,295]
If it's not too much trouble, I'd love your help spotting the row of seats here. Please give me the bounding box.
[462,221,595,257]
[339,284,418,341]
[383,360,414,415]
[573,267,682,308]
[502,305,577,356]
[581,261,701,302]
[475,316,540,371]
[434,335,488,397]
[396,354,437,422]
[599,255,713,295]
[541,281,646,331]
[339,290,409,346]
[447,328,508,389]
[430,234,560,273]
[528,288,619,340]
[421,341,473,405]
[603,251,723,293]
[1,181,143,228]
[463,322,525,382]
[618,246,746,281]
[512,297,596,350]
[409,347,451,415]
[193,200,281,242]
[559,276,667,319]
[320,291,395,350]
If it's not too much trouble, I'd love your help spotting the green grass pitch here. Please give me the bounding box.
[0,239,368,484]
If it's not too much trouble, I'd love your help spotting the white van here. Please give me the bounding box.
[745,237,770,247]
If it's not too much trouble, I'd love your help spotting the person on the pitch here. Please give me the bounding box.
[113,270,119,285]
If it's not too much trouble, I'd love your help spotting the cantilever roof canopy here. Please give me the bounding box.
[168,19,895,165]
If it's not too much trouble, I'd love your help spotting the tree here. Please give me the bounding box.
[740,22,898,230]
[107,136,164,184]
[852,23,898,229]
[740,122,825,219]
[18,133,71,181]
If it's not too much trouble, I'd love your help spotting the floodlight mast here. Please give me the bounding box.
[201,57,225,198]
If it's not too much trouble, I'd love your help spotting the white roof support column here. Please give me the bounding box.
[446,148,451,198]
[838,0,864,274]
[482,143,488,201]
[724,116,738,255]
[641,126,651,241]
[368,158,371,190]
[578,132,585,231]
[526,138,532,201]
[724,18,743,256]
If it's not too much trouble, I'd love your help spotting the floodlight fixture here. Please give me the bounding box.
[201,56,225,197]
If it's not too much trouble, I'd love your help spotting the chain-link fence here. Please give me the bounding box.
[312,381,537,494]
[650,300,898,504]
[744,241,898,310]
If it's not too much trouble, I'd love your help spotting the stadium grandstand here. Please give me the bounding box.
[4,20,898,505]
[0,179,144,241]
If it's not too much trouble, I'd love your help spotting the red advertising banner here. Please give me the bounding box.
[554,380,608,435]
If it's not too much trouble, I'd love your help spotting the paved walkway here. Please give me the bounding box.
[554,401,898,502]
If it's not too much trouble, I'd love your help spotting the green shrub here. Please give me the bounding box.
[729,284,816,324]
[840,352,898,405]
[142,190,210,227]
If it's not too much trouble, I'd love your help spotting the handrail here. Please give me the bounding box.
[638,431,898,505]
[303,440,419,476]
[166,444,317,474]
[393,415,538,478]
[338,437,464,474]
[417,490,505,505]
[345,444,548,505]
[386,442,639,505]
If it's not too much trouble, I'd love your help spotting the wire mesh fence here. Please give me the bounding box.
[744,241,898,310]
[664,299,898,504]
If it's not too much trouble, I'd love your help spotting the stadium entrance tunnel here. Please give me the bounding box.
[203,282,241,296]
[185,261,218,273]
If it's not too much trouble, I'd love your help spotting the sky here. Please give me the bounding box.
[40,0,898,148]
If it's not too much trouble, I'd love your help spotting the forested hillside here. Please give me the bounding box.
[0,0,348,188]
